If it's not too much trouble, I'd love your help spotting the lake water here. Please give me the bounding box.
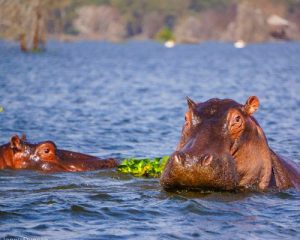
[0,40,299,239]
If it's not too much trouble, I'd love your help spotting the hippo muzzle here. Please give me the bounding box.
[160,151,239,191]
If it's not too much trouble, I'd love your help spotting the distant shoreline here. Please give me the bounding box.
[1,37,297,46]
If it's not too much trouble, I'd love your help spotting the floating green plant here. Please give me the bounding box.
[118,156,169,178]
[0,106,4,112]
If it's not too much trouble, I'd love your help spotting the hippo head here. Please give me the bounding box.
[5,136,116,172]
[29,141,67,171]
[161,96,273,191]
[9,135,33,169]
[7,136,62,171]
[30,141,59,163]
[29,140,118,172]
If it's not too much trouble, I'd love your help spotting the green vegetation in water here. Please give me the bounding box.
[118,156,169,178]
[0,106,4,112]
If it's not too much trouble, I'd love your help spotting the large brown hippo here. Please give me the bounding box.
[160,96,300,191]
[0,135,118,172]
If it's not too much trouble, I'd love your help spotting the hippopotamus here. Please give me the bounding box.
[0,135,32,170]
[160,96,300,191]
[0,135,118,172]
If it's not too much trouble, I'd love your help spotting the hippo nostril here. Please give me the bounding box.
[201,154,213,166]
[174,154,181,164]
[172,151,186,165]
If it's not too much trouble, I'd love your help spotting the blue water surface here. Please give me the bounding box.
[0,40,300,239]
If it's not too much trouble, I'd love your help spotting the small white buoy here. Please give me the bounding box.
[234,40,246,48]
[164,40,175,48]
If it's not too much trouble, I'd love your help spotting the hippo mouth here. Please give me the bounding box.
[160,152,240,191]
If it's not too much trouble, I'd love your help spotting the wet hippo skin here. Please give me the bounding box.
[0,135,32,170]
[0,135,118,172]
[160,96,300,191]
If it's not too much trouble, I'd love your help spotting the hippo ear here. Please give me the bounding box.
[186,96,197,111]
[10,135,23,151]
[244,96,260,115]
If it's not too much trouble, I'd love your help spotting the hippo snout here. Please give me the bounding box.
[172,151,214,168]
[161,151,239,190]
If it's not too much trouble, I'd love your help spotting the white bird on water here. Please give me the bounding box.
[234,40,246,48]
[164,40,175,48]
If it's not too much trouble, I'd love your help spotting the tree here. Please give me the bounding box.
[0,0,70,52]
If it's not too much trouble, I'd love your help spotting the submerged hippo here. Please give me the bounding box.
[0,135,118,172]
[0,135,32,170]
[161,96,300,191]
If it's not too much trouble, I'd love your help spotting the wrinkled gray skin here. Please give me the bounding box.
[161,96,300,191]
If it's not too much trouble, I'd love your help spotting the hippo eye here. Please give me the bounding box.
[235,116,241,123]
[44,148,50,154]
